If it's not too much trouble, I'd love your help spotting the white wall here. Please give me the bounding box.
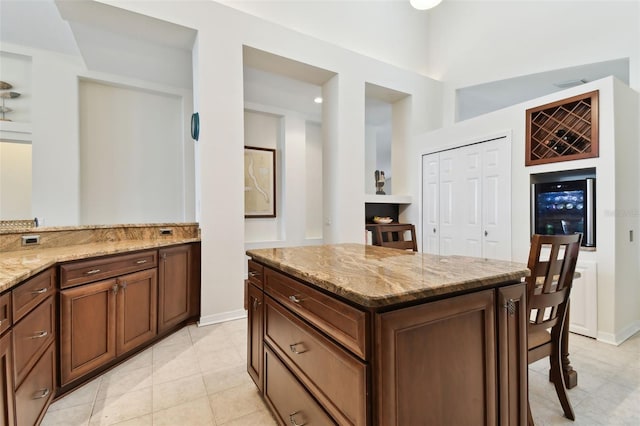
[425,0,640,125]
[103,0,441,324]
[0,41,195,227]
[79,80,186,225]
[415,77,640,344]
[0,141,31,219]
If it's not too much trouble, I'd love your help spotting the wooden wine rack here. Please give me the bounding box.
[525,90,599,166]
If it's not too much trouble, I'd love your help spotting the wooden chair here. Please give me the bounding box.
[375,224,417,251]
[526,233,582,425]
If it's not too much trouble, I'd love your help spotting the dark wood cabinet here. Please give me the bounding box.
[0,331,15,426]
[158,245,192,333]
[248,257,528,426]
[60,268,157,386]
[247,282,264,392]
[497,283,528,425]
[14,342,55,426]
[60,278,117,385]
[116,269,157,355]
[377,289,497,425]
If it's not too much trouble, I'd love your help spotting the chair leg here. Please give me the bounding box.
[550,342,575,420]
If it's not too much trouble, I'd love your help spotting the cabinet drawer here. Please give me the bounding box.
[265,296,367,426]
[60,250,158,288]
[0,292,11,335]
[264,267,367,359]
[265,347,335,426]
[248,260,264,289]
[13,295,55,387]
[12,267,55,322]
[15,341,55,426]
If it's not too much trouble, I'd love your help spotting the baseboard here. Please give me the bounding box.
[597,320,640,346]
[198,309,247,327]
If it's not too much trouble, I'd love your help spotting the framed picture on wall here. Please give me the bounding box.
[244,146,276,218]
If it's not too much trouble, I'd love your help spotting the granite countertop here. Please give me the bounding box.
[0,237,200,293]
[246,243,530,308]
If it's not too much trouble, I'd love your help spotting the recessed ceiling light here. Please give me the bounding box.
[314,97,323,104]
[410,0,443,10]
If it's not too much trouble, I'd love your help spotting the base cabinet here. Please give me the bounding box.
[248,261,527,426]
[0,331,15,426]
[158,245,192,333]
[15,343,55,426]
[60,268,157,386]
[247,283,263,391]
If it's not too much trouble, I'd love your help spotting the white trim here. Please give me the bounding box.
[198,309,247,327]
[596,320,640,346]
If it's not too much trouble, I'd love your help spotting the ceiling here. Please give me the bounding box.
[1,1,631,125]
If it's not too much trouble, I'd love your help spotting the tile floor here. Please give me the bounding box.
[42,319,639,425]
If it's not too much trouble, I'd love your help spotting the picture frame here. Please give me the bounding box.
[244,146,276,218]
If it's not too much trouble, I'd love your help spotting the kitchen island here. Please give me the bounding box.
[246,243,530,426]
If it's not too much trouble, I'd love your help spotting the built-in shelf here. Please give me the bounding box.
[0,121,32,142]
[365,194,412,204]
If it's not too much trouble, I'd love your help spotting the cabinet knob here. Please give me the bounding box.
[289,411,307,426]
[30,330,48,339]
[484,230,488,237]
[112,284,119,294]
[433,228,436,233]
[120,281,127,290]
[289,342,307,355]
[252,298,261,311]
[288,295,303,304]
[32,388,50,400]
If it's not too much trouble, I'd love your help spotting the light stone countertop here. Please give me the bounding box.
[0,237,200,293]
[247,243,530,308]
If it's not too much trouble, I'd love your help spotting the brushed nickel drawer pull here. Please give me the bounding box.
[33,388,50,399]
[288,295,304,304]
[248,271,259,277]
[32,287,48,295]
[31,330,48,339]
[289,343,307,355]
[289,411,306,426]
[135,259,148,264]
[252,298,261,310]
[85,269,101,275]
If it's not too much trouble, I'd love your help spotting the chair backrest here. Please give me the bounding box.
[375,224,418,252]
[526,233,582,336]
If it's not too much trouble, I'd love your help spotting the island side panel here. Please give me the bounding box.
[375,289,498,425]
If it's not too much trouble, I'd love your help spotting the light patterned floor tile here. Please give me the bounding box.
[89,387,152,425]
[152,373,207,411]
[152,396,215,426]
[47,379,101,412]
[41,403,92,426]
[44,320,640,426]
[209,382,265,424]
[96,366,152,401]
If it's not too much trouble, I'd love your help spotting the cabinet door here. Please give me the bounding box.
[158,245,192,333]
[481,139,511,261]
[376,290,497,425]
[496,283,528,426]
[60,279,117,386]
[421,153,439,254]
[15,342,55,426]
[117,269,157,355]
[0,331,15,426]
[247,283,263,392]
